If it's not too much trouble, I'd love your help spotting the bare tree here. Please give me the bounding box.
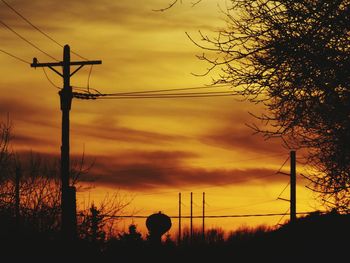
[153,0,202,11]
[78,192,134,242]
[0,117,11,183]
[187,0,350,211]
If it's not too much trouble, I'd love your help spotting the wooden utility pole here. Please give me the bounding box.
[290,150,296,223]
[202,192,205,240]
[190,192,193,241]
[178,192,182,244]
[31,45,101,240]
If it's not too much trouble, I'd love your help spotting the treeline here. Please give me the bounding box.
[1,208,349,262]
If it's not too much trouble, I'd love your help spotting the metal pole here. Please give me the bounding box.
[178,192,181,244]
[202,192,205,241]
[290,150,296,223]
[190,192,193,241]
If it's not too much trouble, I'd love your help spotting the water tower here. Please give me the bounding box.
[146,211,172,245]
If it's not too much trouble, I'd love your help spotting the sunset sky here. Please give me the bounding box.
[0,0,319,236]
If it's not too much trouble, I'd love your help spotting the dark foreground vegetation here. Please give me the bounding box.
[0,211,349,263]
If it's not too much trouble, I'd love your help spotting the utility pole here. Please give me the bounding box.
[178,192,181,244]
[190,192,193,241]
[31,45,101,240]
[202,192,205,241]
[290,150,296,223]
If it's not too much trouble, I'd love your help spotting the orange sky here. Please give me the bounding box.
[0,0,320,237]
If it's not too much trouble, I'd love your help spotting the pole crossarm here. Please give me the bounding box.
[30,58,102,68]
[30,57,102,77]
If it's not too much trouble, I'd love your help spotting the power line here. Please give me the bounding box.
[104,91,233,97]
[276,208,290,226]
[93,84,232,96]
[276,156,290,175]
[0,0,87,60]
[0,48,30,64]
[41,67,60,89]
[95,94,234,99]
[277,182,290,200]
[100,211,319,219]
[71,83,236,100]
[205,199,277,213]
[87,65,93,91]
[71,84,234,98]
[0,19,58,61]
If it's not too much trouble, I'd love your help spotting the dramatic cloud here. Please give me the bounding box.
[12,134,54,148]
[85,150,286,190]
[74,121,188,144]
[202,126,285,155]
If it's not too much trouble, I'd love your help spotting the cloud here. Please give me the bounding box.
[0,97,56,125]
[0,0,217,34]
[74,121,188,144]
[197,101,286,155]
[85,150,286,190]
[201,126,285,155]
[12,134,54,147]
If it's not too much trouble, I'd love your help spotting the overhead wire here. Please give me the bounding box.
[0,0,237,98]
[0,0,88,60]
[95,94,234,99]
[276,208,290,226]
[103,91,233,97]
[205,199,277,213]
[42,67,60,89]
[1,0,91,90]
[87,65,93,92]
[276,156,290,175]
[71,84,234,100]
[277,182,290,200]
[0,19,58,61]
[100,211,316,219]
[72,84,237,100]
[91,84,232,96]
[0,48,30,64]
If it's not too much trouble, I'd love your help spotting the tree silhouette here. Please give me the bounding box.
[118,224,143,245]
[78,193,133,241]
[190,0,350,211]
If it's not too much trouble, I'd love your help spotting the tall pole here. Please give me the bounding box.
[60,45,73,239]
[178,192,181,244]
[290,150,296,223]
[202,192,205,241]
[31,45,101,240]
[190,192,193,241]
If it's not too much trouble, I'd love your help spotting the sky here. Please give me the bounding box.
[0,0,320,237]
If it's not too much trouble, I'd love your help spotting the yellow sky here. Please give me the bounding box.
[0,0,320,236]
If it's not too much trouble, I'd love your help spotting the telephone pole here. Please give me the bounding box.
[31,45,101,240]
[202,192,205,240]
[290,150,296,223]
[190,192,193,241]
[178,192,182,244]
